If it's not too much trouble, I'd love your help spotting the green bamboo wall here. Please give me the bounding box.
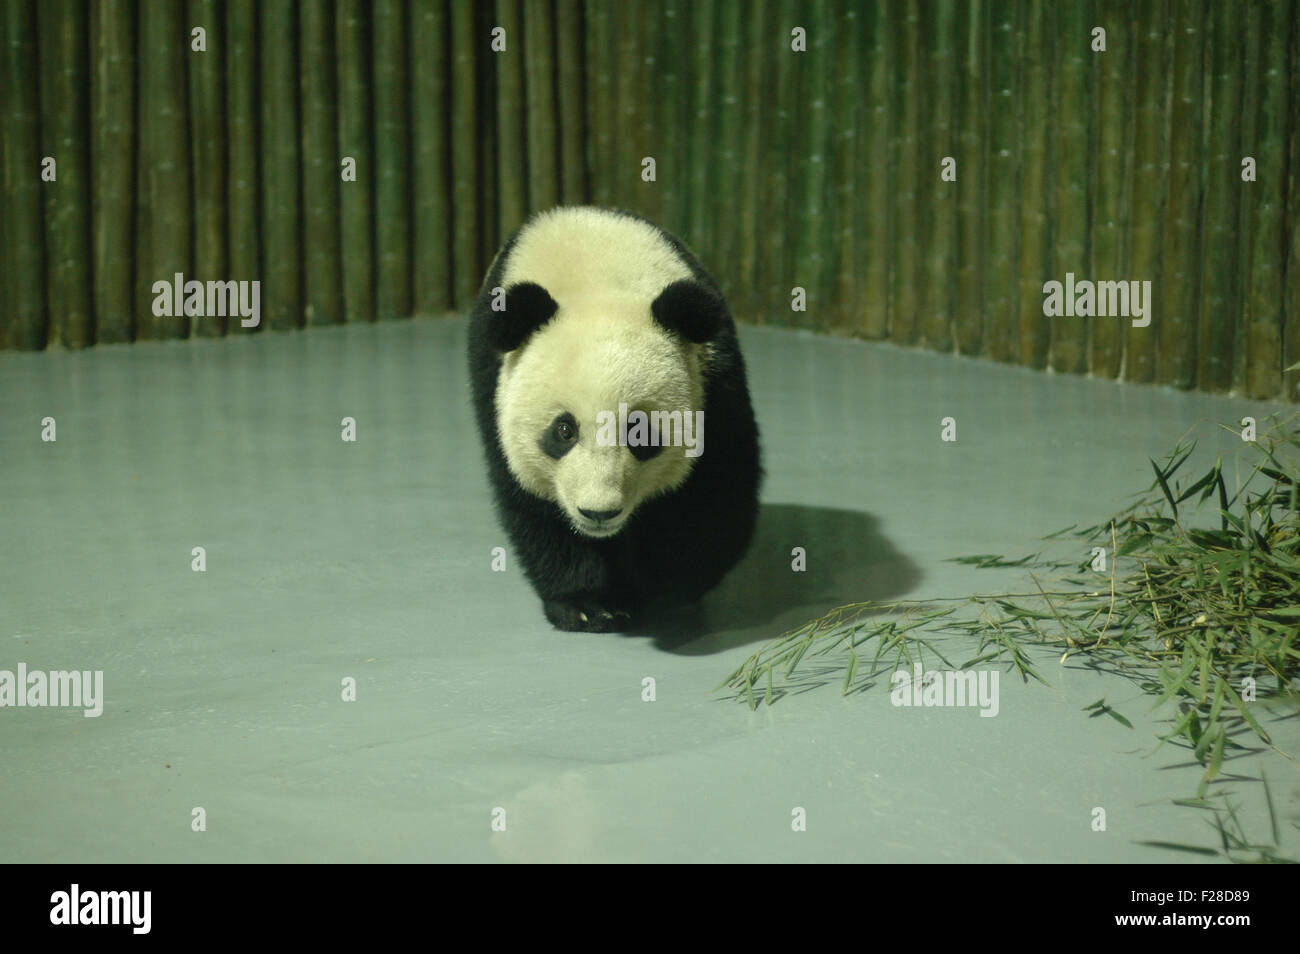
[2,0,1298,400]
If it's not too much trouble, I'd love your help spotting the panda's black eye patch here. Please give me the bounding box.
[540,412,579,459]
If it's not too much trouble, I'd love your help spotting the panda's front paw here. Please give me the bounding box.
[544,597,633,633]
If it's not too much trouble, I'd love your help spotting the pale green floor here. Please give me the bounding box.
[1,315,1295,863]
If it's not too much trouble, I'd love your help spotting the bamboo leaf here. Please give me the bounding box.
[1262,770,1280,844]
[1105,707,1134,729]
[842,650,858,696]
[1207,727,1226,779]
[1136,841,1220,857]
[1151,459,1179,518]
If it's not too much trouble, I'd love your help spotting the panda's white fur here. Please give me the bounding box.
[494,208,707,537]
[498,206,694,302]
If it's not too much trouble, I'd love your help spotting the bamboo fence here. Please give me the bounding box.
[0,0,1297,401]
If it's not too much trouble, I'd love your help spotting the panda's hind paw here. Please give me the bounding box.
[544,597,632,633]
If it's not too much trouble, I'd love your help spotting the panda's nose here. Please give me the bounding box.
[579,507,623,522]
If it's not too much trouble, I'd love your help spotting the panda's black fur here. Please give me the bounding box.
[467,207,762,632]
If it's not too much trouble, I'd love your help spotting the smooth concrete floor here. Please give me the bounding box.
[2,315,1296,863]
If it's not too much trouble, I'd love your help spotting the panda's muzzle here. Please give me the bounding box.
[579,507,623,523]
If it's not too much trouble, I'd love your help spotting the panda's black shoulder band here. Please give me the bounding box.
[651,280,726,344]
[489,282,559,352]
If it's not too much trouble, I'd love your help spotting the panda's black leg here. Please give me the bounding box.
[543,595,633,633]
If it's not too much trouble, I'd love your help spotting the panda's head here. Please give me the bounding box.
[488,279,725,538]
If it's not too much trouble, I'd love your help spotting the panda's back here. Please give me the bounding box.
[499,207,694,306]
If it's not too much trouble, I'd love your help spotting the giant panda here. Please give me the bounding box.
[467,206,762,632]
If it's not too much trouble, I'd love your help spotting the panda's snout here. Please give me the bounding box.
[578,507,623,523]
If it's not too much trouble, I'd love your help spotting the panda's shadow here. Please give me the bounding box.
[629,502,923,655]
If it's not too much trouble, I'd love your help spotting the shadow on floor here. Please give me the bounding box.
[632,502,922,654]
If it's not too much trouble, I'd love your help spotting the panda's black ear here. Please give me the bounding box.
[488,282,559,352]
[651,280,726,344]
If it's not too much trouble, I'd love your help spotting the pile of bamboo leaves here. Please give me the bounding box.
[721,414,1300,859]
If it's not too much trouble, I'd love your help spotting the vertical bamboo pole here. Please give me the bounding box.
[1157,0,1206,388]
[495,0,526,235]
[39,0,92,347]
[688,0,717,263]
[760,2,793,325]
[795,0,831,333]
[476,2,497,268]
[954,0,985,355]
[336,0,374,322]
[646,3,669,224]
[300,0,341,325]
[656,0,684,234]
[373,0,411,321]
[1243,0,1290,399]
[1,0,46,350]
[259,0,300,331]
[888,0,920,345]
[1286,0,1300,401]
[226,0,259,333]
[1050,0,1089,375]
[911,0,933,346]
[189,0,226,338]
[735,0,767,322]
[780,0,805,328]
[830,0,861,336]
[585,2,614,207]
[921,0,956,352]
[1089,0,1130,380]
[859,0,891,338]
[614,1,642,213]
[450,0,479,306]
[644,2,669,226]
[1125,0,1167,384]
[1198,0,1243,393]
[555,0,585,204]
[1231,3,1261,393]
[135,0,191,340]
[411,0,451,313]
[984,1,1020,362]
[90,0,135,345]
[1016,0,1050,369]
[524,0,558,212]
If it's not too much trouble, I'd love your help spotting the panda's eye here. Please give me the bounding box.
[540,412,579,460]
